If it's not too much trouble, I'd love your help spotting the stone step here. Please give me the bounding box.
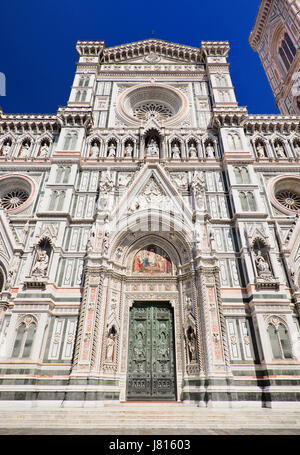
[1,407,300,430]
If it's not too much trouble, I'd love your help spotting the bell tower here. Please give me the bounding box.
[249,0,300,115]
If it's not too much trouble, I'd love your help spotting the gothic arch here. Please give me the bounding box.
[111,230,192,271]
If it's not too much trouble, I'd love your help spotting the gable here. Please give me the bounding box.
[103,39,202,64]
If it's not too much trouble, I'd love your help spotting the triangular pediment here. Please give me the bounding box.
[103,39,202,64]
[111,163,193,232]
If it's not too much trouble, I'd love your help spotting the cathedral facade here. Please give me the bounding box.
[0,38,300,408]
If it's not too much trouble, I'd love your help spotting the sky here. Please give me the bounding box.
[0,0,280,115]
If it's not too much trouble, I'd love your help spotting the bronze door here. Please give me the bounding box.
[126,302,176,400]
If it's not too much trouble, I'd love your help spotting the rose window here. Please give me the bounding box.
[0,189,29,210]
[275,190,300,212]
[118,84,187,125]
[133,103,173,121]
[0,175,34,212]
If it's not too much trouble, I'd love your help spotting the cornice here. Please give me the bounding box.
[211,106,248,127]
[200,41,230,58]
[103,39,202,64]
[56,106,93,129]
[0,114,60,134]
[244,115,300,134]
[249,0,273,51]
[76,40,105,57]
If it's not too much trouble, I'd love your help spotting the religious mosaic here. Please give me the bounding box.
[132,245,172,274]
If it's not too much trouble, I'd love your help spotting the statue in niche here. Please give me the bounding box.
[185,296,193,313]
[125,142,133,158]
[294,143,300,158]
[107,142,116,157]
[188,143,197,159]
[105,330,116,362]
[256,143,266,158]
[87,224,96,251]
[275,143,285,158]
[171,142,181,159]
[255,250,272,278]
[20,142,31,158]
[186,327,197,363]
[146,138,159,156]
[90,142,100,158]
[32,249,49,277]
[1,142,11,157]
[191,170,206,209]
[205,142,215,158]
[40,143,49,158]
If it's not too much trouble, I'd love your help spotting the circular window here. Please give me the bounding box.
[117,84,187,125]
[133,103,173,122]
[0,175,34,212]
[269,176,300,214]
[1,189,29,210]
[275,190,300,212]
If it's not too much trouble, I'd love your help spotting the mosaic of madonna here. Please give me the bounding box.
[132,245,172,274]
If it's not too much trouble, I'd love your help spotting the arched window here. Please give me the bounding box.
[81,90,87,102]
[57,191,65,211]
[75,91,81,102]
[63,166,71,183]
[268,323,293,360]
[63,134,72,151]
[279,32,297,71]
[247,192,256,211]
[12,320,37,358]
[241,167,250,184]
[49,190,59,211]
[234,167,242,184]
[239,192,248,211]
[56,166,64,183]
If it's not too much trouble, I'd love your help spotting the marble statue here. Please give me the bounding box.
[107,143,116,157]
[188,143,197,159]
[146,138,159,156]
[206,143,215,158]
[32,249,49,277]
[91,142,100,158]
[171,143,181,159]
[125,143,133,157]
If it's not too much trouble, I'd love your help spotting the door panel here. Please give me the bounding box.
[127,302,176,400]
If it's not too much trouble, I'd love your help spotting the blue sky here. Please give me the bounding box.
[0,0,279,115]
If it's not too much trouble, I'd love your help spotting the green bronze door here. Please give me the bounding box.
[127,302,176,400]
